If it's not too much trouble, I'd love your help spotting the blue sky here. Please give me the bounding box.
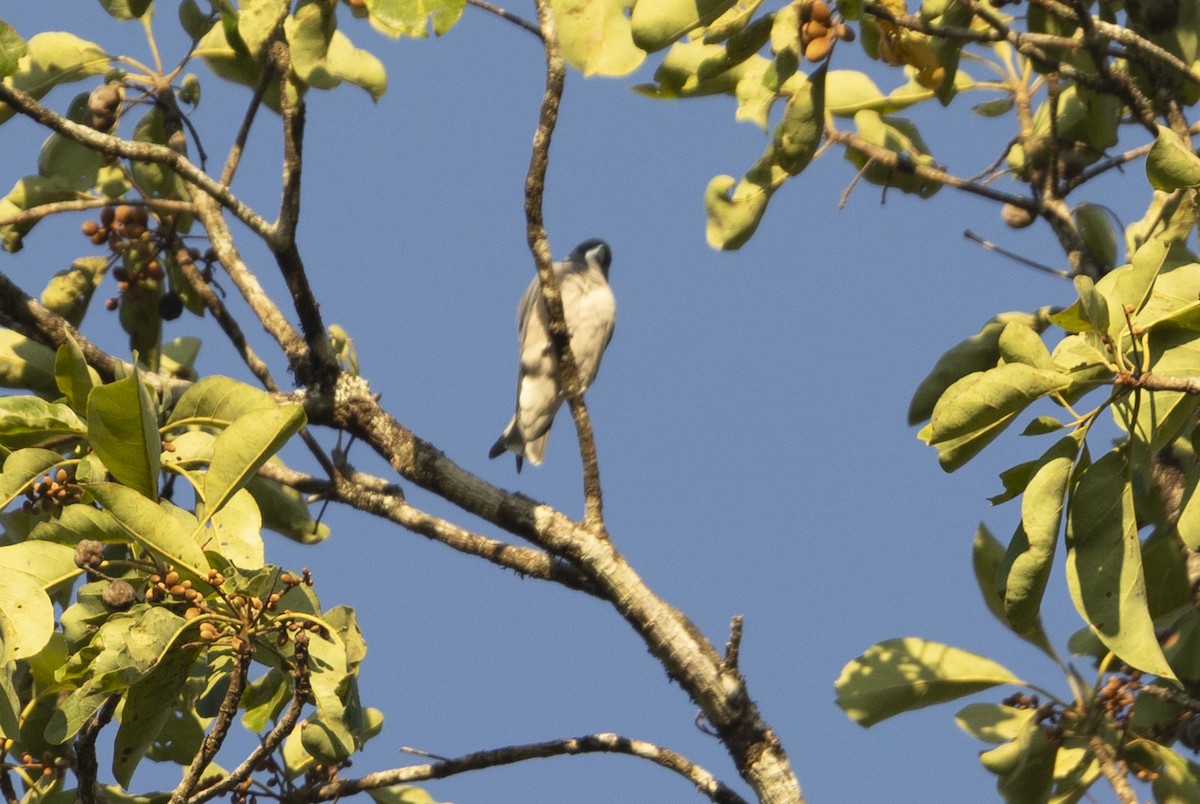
[0,3,1150,802]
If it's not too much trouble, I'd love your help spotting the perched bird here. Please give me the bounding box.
[489,238,616,471]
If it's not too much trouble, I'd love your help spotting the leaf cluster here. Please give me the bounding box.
[0,341,400,802]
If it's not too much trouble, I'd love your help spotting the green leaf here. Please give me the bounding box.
[997,321,1054,370]
[178,0,213,39]
[552,0,645,76]
[773,65,825,175]
[0,447,68,509]
[704,171,772,251]
[131,106,190,201]
[1021,416,1065,436]
[198,404,304,529]
[0,32,110,125]
[0,660,17,740]
[990,460,1036,506]
[42,257,109,329]
[29,503,131,545]
[954,702,1035,744]
[167,376,274,426]
[1114,327,1200,456]
[98,0,155,20]
[1065,449,1176,680]
[824,70,886,116]
[924,363,1071,472]
[908,310,1050,425]
[0,397,86,450]
[702,0,766,43]
[285,1,336,88]
[367,786,444,804]
[1072,275,1110,333]
[1075,204,1119,273]
[997,433,1081,640]
[200,488,264,568]
[983,717,1058,803]
[112,642,202,788]
[1178,466,1200,551]
[320,30,387,100]
[238,0,287,56]
[843,110,940,197]
[631,0,739,52]
[1125,738,1200,803]
[0,567,54,663]
[1147,125,1200,191]
[0,329,58,396]
[49,605,187,743]
[84,483,210,576]
[0,541,78,592]
[971,96,1014,117]
[55,334,98,416]
[0,20,26,77]
[361,0,465,38]
[835,637,1023,727]
[0,174,85,252]
[87,368,161,500]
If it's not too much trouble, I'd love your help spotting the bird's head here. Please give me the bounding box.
[571,238,612,279]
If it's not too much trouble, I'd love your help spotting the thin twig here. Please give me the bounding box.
[0,270,123,381]
[524,0,606,528]
[295,733,749,804]
[0,197,192,228]
[254,460,597,593]
[221,22,282,187]
[168,235,278,389]
[467,0,543,38]
[964,230,1072,278]
[723,615,744,673]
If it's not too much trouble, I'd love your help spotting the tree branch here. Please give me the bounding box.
[74,695,118,804]
[466,0,543,38]
[255,460,598,593]
[1119,372,1200,395]
[525,0,606,527]
[297,733,748,804]
[305,375,805,804]
[191,194,309,371]
[167,236,278,389]
[170,648,253,804]
[188,652,310,804]
[1088,735,1137,804]
[0,270,123,382]
[0,197,192,228]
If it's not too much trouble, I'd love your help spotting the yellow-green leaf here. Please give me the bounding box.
[835,637,1023,727]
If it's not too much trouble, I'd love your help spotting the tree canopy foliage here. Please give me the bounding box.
[1,0,1200,802]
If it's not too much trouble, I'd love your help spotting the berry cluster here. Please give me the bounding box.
[1096,667,1142,726]
[146,568,205,605]
[799,0,854,63]
[81,204,200,322]
[10,749,67,781]
[23,468,82,516]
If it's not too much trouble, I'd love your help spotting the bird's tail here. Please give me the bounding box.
[488,421,526,472]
